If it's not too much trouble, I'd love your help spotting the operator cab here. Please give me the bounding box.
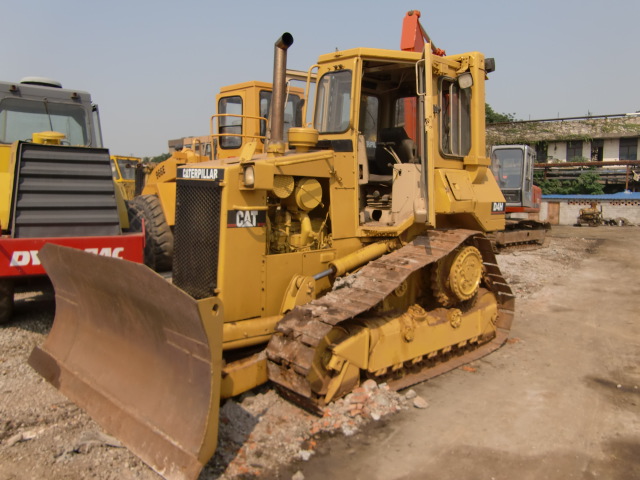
[312,53,424,227]
[0,79,101,148]
[356,59,421,226]
[311,47,479,229]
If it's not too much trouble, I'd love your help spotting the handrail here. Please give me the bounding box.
[209,113,268,142]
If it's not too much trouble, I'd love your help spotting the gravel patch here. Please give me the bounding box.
[0,231,599,479]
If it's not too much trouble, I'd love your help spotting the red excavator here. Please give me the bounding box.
[489,144,549,248]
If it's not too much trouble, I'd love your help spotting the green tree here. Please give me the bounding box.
[143,153,171,164]
[486,103,516,124]
[574,171,604,194]
[534,169,604,195]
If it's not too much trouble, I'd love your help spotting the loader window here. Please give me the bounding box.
[218,95,242,149]
[314,70,352,133]
[116,159,137,180]
[259,91,303,142]
[260,91,270,140]
[440,78,471,157]
[0,98,88,145]
[284,94,303,140]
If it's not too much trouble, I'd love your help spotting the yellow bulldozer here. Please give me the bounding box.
[29,27,514,480]
[130,80,306,271]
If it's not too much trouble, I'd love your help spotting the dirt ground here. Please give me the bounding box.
[1,226,639,480]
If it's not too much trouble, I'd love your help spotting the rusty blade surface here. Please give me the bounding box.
[28,244,223,480]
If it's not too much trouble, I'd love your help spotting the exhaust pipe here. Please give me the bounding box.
[268,32,294,155]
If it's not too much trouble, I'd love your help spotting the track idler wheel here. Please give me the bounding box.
[431,245,483,307]
[307,324,365,405]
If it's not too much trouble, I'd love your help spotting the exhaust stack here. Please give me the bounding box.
[267,32,294,156]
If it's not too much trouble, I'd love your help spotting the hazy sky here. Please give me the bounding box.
[6,0,639,157]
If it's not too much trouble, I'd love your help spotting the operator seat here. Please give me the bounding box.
[370,127,417,176]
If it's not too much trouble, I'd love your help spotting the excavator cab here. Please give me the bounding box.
[489,144,549,248]
[491,144,537,208]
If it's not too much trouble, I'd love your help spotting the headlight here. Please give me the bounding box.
[243,165,255,188]
[457,72,473,89]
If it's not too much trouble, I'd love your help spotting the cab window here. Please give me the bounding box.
[359,94,379,157]
[314,70,352,133]
[260,90,303,142]
[0,98,89,145]
[440,78,471,157]
[218,95,242,149]
[260,91,270,140]
[116,159,137,180]
[491,148,524,189]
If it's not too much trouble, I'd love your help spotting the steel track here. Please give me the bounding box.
[266,229,515,410]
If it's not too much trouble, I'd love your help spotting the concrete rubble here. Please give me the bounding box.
[205,378,417,478]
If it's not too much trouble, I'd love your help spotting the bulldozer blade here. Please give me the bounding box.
[28,244,223,480]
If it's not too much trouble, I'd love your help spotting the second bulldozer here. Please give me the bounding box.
[30,27,514,480]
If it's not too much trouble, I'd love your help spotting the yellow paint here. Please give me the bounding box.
[220,352,268,398]
[0,145,12,229]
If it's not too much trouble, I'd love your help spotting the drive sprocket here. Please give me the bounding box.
[431,245,483,307]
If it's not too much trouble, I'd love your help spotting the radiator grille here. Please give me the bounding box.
[172,179,221,299]
[12,143,121,238]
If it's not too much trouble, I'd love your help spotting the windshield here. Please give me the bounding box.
[259,90,303,141]
[491,148,524,189]
[116,159,137,180]
[0,97,89,145]
[314,70,352,133]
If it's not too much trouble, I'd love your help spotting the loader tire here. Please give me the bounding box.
[0,279,15,324]
[127,195,174,272]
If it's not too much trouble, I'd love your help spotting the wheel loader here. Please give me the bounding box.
[129,80,305,271]
[29,28,514,480]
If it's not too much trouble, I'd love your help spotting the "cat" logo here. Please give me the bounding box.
[227,210,266,228]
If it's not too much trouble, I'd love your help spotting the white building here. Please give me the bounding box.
[487,113,640,163]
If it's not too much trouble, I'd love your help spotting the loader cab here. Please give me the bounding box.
[214,81,304,159]
[490,145,536,208]
[110,155,142,201]
[182,135,213,159]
